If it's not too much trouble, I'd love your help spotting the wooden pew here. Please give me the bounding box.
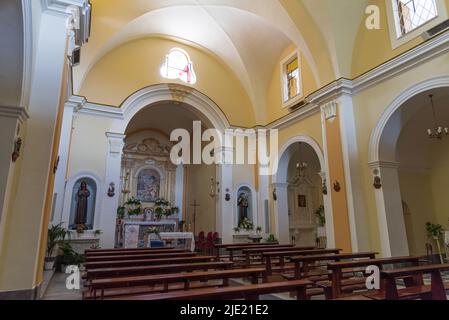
[110,279,313,300]
[87,268,267,300]
[226,244,294,262]
[214,242,279,249]
[366,263,449,300]
[84,255,216,270]
[263,249,342,275]
[325,256,422,299]
[290,252,378,279]
[85,248,181,257]
[85,252,196,262]
[242,246,315,267]
[86,261,234,281]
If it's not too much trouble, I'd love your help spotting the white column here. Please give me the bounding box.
[0,107,28,222]
[0,9,74,293]
[369,161,409,257]
[318,171,335,248]
[51,96,86,226]
[336,95,370,252]
[273,182,289,244]
[216,143,234,243]
[175,165,184,220]
[100,132,125,248]
[258,174,269,234]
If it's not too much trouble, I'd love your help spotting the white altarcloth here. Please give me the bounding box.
[157,232,195,252]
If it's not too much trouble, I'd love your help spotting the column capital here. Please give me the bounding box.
[368,160,400,170]
[0,105,30,123]
[106,132,126,157]
[321,100,339,122]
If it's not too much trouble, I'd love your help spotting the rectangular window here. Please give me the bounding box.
[393,0,438,37]
[281,52,302,108]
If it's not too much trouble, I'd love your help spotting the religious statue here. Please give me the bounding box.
[74,181,90,227]
[237,193,249,224]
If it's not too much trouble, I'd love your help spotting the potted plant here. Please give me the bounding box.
[426,222,445,264]
[94,229,102,237]
[233,227,240,234]
[45,223,67,271]
[266,234,278,243]
[59,242,85,272]
[153,198,179,221]
[117,206,125,220]
[315,205,326,227]
[256,226,263,234]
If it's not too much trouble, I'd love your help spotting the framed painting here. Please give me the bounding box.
[136,168,160,203]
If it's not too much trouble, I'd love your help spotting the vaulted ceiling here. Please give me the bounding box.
[74,0,371,120]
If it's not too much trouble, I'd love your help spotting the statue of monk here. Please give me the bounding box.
[237,193,249,224]
[74,181,90,227]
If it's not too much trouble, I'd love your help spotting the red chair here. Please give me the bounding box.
[195,231,205,252]
[203,232,214,255]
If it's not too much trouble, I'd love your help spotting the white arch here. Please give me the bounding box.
[272,135,334,247]
[273,135,325,184]
[110,84,230,134]
[60,170,104,231]
[369,76,449,163]
[368,76,449,257]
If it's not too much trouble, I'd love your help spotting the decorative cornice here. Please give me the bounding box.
[42,0,87,15]
[66,30,449,130]
[0,106,30,123]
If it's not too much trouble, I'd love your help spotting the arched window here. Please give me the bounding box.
[393,0,438,37]
[160,48,197,85]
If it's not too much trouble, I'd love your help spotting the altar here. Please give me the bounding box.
[122,221,194,251]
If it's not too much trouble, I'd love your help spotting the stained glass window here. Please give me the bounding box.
[160,48,197,85]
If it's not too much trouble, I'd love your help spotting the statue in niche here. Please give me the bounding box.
[74,181,90,227]
[237,193,249,224]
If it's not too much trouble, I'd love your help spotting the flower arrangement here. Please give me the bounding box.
[233,227,240,233]
[153,198,179,220]
[238,218,254,231]
[76,224,86,234]
[256,226,263,234]
[125,197,143,216]
[116,206,126,219]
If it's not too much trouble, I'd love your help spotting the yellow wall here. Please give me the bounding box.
[399,170,436,255]
[79,37,256,128]
[430,138,449,228]
[352,0,449,78]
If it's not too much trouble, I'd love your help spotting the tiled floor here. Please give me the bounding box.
[41,272,82,300]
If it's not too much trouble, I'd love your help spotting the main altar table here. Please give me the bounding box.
[122,221,194,251]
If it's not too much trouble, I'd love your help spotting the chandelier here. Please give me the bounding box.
[427,94,448,140]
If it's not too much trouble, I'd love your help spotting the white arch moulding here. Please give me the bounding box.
[368,76,449,257]
[272,135,334,247]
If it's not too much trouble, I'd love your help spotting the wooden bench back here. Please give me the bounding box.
[85,256,216,270]
[327,256,421,270]
[85,252,196,262]
[86,248,181,256]
[110,279,313,300]
[86,261,234,280]
[214,242,279,249]
[263,248,341,257]
[84,247,175,256]
[243,246,314,254]
[226,244,294,252]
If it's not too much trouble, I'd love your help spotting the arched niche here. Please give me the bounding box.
[235,185,255,228]
[69,177,97,230]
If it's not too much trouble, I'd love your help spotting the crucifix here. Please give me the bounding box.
[190,200,200,235]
